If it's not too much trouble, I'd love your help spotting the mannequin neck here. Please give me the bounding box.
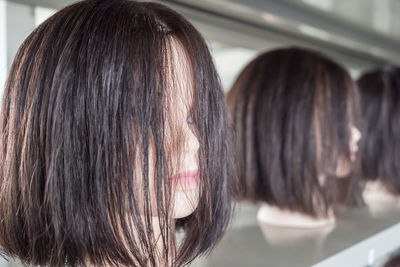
[257,203,335,229]
[363,180,400,203]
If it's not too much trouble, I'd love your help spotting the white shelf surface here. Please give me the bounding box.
[193,201,400,267]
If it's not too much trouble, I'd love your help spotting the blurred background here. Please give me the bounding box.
[2,0,400,92]
[0,0,400,266]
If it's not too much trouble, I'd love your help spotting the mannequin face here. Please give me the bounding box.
[146,38,200,220]
[335,125,362,177]
[167,39,201,219]
[167,88,200,219]
[349,125,361,162]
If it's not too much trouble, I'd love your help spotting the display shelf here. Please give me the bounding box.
[193,201,400,267]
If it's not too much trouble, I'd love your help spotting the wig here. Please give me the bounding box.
[384,253,400,267]
[357,66,400,195]
[227,47,361,217]
[0,0,231,266]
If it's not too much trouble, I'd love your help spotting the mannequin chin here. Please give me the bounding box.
[172,187,200,219]
[257,203,335,229]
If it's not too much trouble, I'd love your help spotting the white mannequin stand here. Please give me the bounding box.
[256,203,335,246]
[257,203,335,229]
[363,180,400,203]
[363,180,400,217]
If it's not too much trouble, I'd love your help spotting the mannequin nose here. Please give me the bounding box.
[351,126,362,144]
[185,127,200,152]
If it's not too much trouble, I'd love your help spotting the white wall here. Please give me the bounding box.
[6,1,35,69]
[34,6,56,27]
[0,1,35,100]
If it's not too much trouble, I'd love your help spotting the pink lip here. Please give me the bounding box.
[350,151,357,162]
[168,169,200,188]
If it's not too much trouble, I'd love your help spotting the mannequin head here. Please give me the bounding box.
[358,66,400,196]
[0,1,231,266]
[227,47,361,218]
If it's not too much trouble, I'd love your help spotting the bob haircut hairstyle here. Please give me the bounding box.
[227,47,361,217]
[0,0,231,266]
[384,253,400,267]
[357,66,400,195]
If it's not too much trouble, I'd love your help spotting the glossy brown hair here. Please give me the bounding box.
[227,47,361,217]
[0,0,231,266]
[358,66,400,195]
[385,253,400,267]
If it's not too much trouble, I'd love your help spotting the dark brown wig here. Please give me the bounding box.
[0,0,231,266]
[385,253,400,267]
[227,47,361,217]
[357,66,400,195]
